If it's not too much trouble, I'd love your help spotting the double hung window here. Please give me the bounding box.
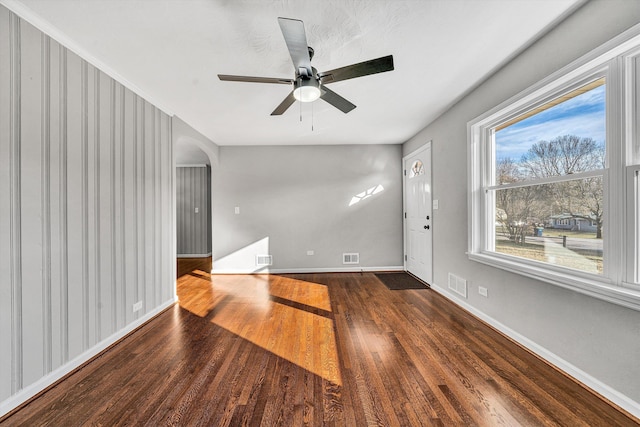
[468,26,640,309]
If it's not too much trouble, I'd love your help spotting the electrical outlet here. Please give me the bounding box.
[194,207,199,213]
[133,301,143,312]
[307,250,314,256]
[478,286,488,297]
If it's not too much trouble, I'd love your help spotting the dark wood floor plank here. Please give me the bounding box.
[2,261,638,426]
[425,297,592,426]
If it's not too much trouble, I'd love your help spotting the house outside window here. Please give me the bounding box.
[468,26,640,310]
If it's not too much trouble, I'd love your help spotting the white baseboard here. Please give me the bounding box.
[211,266,405,274]
[177,253,211,258]
[0,298,177,419]
[429,283,640,419]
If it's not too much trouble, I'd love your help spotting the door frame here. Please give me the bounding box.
[402,141,433,283]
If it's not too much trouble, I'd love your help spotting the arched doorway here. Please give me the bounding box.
[173,118,219,280]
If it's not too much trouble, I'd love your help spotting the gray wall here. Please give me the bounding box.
[0,5,174,410]
[212,145,403,272]
[403,0,640,409]
[177,166,211,256]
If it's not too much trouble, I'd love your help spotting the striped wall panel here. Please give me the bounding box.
[0,5,175,412]
[176,166,211,256]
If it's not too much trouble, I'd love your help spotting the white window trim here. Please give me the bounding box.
[468,23,640,311]
[626,166,640,289]
[486,169,605,191]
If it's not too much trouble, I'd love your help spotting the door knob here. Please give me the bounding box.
[424,225,430,230]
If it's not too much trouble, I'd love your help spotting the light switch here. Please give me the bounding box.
[234,206,240,215]
[433,199,439,210]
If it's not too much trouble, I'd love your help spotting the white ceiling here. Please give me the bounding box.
[7,0,583,146]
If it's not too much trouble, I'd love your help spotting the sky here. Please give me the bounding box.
[495,84,605,161]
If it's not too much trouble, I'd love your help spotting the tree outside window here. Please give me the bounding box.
[491,81,605,273]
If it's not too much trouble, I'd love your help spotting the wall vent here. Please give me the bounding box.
[448,273,467,298]
[343,253,360,264]
[256,255,273,266]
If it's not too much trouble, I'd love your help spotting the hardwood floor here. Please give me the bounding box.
[2,258,638,426]
[176,256,212,280]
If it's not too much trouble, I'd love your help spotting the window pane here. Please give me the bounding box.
[493,176,603,274]
[495,80,606,184]
[410,160,424,177]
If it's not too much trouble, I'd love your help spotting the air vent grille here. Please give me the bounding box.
[343,253,360,264]
[448,273,467,298]
[256,255,273,266]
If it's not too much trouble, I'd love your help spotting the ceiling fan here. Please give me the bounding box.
[218,17,394,116]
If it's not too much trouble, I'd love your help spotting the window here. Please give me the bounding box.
[410,160,424,177]
[468,26,640,309]
[491,80,605,274]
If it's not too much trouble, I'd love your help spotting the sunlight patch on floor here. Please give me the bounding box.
[268,276,332,312]
[206,275,342,386]
[176,269,217,317]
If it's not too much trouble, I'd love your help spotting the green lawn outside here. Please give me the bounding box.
[494,238,603,274]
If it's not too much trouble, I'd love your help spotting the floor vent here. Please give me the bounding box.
[448,273,467,298]
[256,255,273,266]
[343,253,360,264]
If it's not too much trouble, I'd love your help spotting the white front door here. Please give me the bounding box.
[404,143,433,284]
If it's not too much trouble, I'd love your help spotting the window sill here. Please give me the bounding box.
[468,251,640,312]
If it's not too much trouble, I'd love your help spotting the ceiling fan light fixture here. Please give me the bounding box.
[293,86,321,102]
[293,77,321,102]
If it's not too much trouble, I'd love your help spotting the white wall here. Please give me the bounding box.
[403,0,640,414]
[0,5,175,415]
[172,116,219,165]
[212,144,403,272]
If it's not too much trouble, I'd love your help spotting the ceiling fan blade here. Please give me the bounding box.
[218,74,293,84]
[319,55,394,84]
[278,17,312,76]
[320,86,356,114]
[271,91,297,116]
